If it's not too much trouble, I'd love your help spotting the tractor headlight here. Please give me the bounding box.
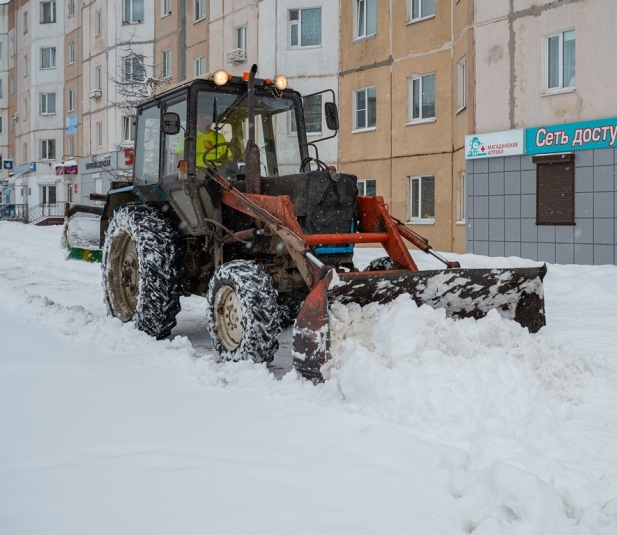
[213,70,230,86]
[275,75,288,90]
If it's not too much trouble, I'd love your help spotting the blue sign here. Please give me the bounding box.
[526,117,617,155]
[66,114,78,135]
[3,159,13,170]
[13,162,36,173]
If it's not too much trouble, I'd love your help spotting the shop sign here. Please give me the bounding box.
[526,117,617,155]
[465,130,524,160]
[3,160,13,170]
[66,114,78,135]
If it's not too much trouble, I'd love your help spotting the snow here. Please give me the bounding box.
[1,221,617,534]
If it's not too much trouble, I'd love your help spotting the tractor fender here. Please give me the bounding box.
[100,185,168,247]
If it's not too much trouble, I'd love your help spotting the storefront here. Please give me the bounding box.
[465,117,617,265]
[79,149,134,207]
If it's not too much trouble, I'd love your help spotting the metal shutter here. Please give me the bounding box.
[535,159,575,226]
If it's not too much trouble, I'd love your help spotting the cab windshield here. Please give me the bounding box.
[186,89,303,178]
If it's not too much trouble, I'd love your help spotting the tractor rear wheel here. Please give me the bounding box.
[206,260,281,363]
[102,204,182,339]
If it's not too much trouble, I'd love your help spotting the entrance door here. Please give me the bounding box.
[41,185,57,205]
[66,184,73,203]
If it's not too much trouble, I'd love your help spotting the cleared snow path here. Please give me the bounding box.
[1,222,617,534]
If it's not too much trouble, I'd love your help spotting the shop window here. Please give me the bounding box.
[534,154,575,225]
[358,179,376,196]
[408,175,435,221]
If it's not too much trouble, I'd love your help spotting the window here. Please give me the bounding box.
[354,86,376,131]
[94,177,103,194]
[22,143,28,162]
[9,36,15,57]
[289,8,322,48]
[68,136,74,157]
[355,0,376,40]
[124,0,144,23]
[23,55,28,77]
[408,0,435,22]
[95,10,102,36]
[162,0,172,16]
[41,47,57,69]
[41,139,56,160]
[123,116,136,142]
[10,76,15,95]
[0,117,3,134]
[10,115,15,132]
[163,49,172,78]
[237,26,246,50]
[0,42,3,58]
[68,0,75,17]
[40,1,57,23]
[23,98,28,120]
[547,30,575,91]
[408,176,435,221]
[195,0,205,21]
[124,55,145,81]
[457,172,466,222]
[533,154,575,225]
[0,80,3,98]
[68,42,75,64]
[40,93,56,114]
[195,56,206,76]
[457,57,466,111]
[304,94,322,133]
[23,11,28,34]
[358,179,376,196]
[408,73,435,122]
[96,122,103,148]
[96,67,102,90]
[68,89,75,111]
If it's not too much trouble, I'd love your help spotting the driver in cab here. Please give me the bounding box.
[175,111,230,166]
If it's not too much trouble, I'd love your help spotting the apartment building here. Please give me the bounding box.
[339,0,473,254]
[466,0,617,265]
[0,3,9,205]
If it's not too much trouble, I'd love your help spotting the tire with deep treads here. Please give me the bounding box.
[278,297,304,328]
[102,204,182,339]
[206,260,281,363]
[362,256,404,272]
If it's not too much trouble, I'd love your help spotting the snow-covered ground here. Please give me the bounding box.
[1,221,616,534]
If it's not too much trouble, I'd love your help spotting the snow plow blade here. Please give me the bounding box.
[292,264,547,382]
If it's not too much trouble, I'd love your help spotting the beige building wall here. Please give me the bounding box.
[339,0,474,254]
[475,0,617,133]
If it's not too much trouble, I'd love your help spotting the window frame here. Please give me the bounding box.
[23,97,28,120]
[68,136,74,158]
[162,0,172,17]
[195,0,206,22]
[290,94,323,136]
[457,57,467,112]
[456,172,466,223]
[68,89,75,112]
[23,54,28,77]
[40,139,56,161]
[407,72,436,124]
[237,25,246,50]
[162,49,172,78]
[68,0,75,17]
[124,0,144,24]
[545,29,576,93]
[68,41,75,65]
[195,56,206,76]
[41,47,57,70]
[96,67,102,90]
[23,142,28,163]
[124,55,145,82]
[407,0,435,24]
[23,10,28,34]
[353,86,377,132]
[407,175,436,223]
[122,116,136,143]
[95,10,103,36]
[354,0,376,41]
[40,92,56,115]
[96,121,103,148]
[357,178,377,197]
[40,1,57,24]
[288,7,322,49]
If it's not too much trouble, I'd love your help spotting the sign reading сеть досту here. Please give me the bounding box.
[526,117,617,155]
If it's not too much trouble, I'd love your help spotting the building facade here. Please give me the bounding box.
[338,0,474,254]
[467,0,617,265]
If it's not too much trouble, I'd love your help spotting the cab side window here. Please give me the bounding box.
[134,105,161,185]
[163,99,188,176]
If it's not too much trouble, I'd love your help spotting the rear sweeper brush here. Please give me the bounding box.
[65,65,546,381]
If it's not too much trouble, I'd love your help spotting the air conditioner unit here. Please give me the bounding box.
[89,89,102,100]
[226,48,247,64]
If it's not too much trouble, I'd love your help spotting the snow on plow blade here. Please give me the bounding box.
[292,265,547,382]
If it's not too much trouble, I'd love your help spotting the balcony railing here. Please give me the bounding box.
[0,204,28,222]
[27,202,66,225]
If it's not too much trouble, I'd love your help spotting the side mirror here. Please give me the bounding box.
[325,102,339,131]
[162,112,181,135]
